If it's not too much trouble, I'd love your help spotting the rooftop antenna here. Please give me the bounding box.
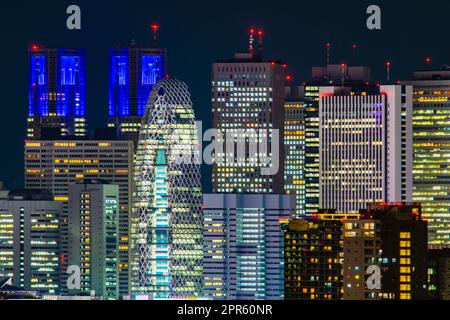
[341,63,346,87]
[249,27,256,54]
[151,24,160,48]
[385,60,392,82]
[352,43,358,64]
[326,42,331,65]
[258,29,264,57]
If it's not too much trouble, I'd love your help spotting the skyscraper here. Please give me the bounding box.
[350,202,428,300]
[211,30,286,194]
[28,46,87,139]
[131,78,203,299]
[319,85,413,213]
[303,64,371,215]
[24,139,133,297]
[402,67,450,247]
[203,193,293,300]
[108,37,167,148]
[284,86,306,216]
[68,180,119,300]
[0,189,62,295]
[283,212,353,300]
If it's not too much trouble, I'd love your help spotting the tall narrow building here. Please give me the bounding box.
[319,85,413,213]
[211,30,286,194]
[304,64,371,215]
[28,46,87,139]
[284,86,306,216]
[68,180,119,300]
[108,37,167,148]
[402,67,450,247]
[131,78,203,299]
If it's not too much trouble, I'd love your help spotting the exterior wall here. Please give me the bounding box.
[0,198,62,294]
[24,140,133,296]
[212,58,286,194]
[319,86,412,213]
[108,47,167,147]
[284,101,306,216]
[28,48,87,139]
[68,183,119,299]
[402,77,450,247]
[203,193,294,300]
[131,79,203,299]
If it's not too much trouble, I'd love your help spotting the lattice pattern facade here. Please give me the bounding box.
[131,78,203,299]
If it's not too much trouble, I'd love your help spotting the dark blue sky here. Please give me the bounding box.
[0,0,449,190]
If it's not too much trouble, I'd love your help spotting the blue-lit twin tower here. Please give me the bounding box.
[28,47,87,139]
[108,40,167,146]
[28,36,167,145]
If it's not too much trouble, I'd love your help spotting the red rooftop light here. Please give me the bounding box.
[425,57,432,64]
[151,24,160,31]
[31,44,40,51]
[285,74,293,81]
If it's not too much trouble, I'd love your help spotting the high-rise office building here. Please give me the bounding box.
[0,189,62,295]
[108,38,167,148]
[427,248,450,300]
[319,85,413,213]
[24,139,133,297]
[346,203,428,300]
[402,67,450,247]
[28,46,87,139]
[203,193,294,300]
[283,212,356,300]
[284,86,306,216]
[304,64,371,215]
[131,78,202,299]
[211,30,286,194]
[68,180,119,300]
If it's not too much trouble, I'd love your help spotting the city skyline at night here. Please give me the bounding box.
[2,0,450,305]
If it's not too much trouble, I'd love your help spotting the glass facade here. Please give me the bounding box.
[409,84,450,246]
[284,101,306,216]
[131,78,203,299]
[28,48,86,138]
[108,47,167,147]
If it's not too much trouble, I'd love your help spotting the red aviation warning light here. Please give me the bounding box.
[425,57,432,64]
[249,27,256,54]
[325,43,331,65]
[385,60,392,82]
[151,24,160,48]
[285,74,293,82]
[31,44,40,51]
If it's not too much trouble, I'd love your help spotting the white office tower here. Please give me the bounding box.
[203,193,294,300]
[131,78,203,299]
[319,85,413,213]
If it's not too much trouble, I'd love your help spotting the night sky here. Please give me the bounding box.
[0,0,449,191]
